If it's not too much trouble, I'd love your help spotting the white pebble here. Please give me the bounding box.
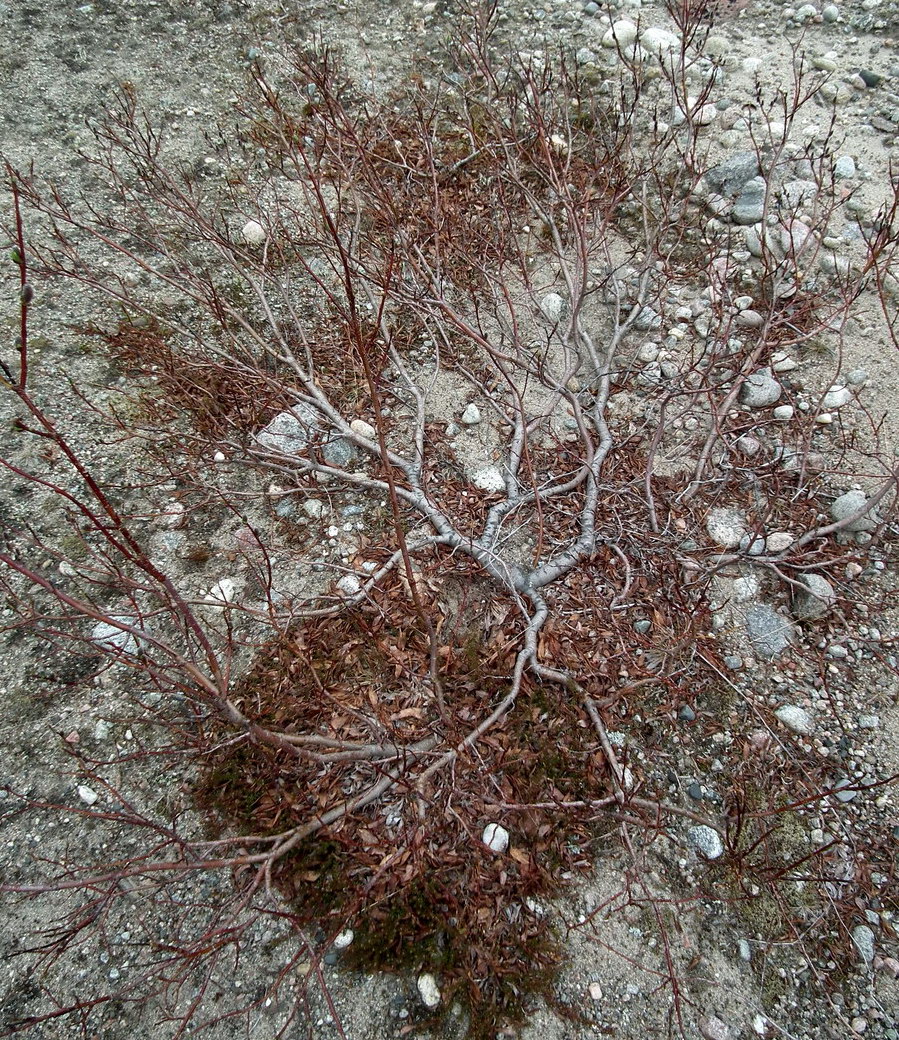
[241,219,267,245]
[417,973,441,1008]
[77,785,99,806]
[482,823,510,853]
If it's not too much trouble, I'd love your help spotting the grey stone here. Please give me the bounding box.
[744,603,794,657]
[539,292,568,323]
[706,507,747,548]
[834,155,857,179]
[791,573,837,620]
[687,825,724,859]
[460,403,482,425]
[822,2,839,18]
[302,498,326,519]
[687,782,704,801]
[852,924,876,966]
[678,704,697,722]
[775,705,815,736]
[91,616,142,657]
[634,306,662,331]
[731,177,767,225]
[823,385,852,409]
[633,619,652,634]
[859,69,883,87]
[255,404,319,454]
[706,152,760,197]
[471,466,506,492]
[833,778,858,803]
[831,490,878,532]
[741,367,782,408]
[322,436,355,468]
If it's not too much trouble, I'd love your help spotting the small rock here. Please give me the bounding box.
[91,617,141,656]
[738,535,766,558]
[859,69,882,87]
[602,19,638,48]
[741,367,782,407]
[241,219,266,245]
[744,603,794,657]
[633,619,652,634]
[833,778,858,803]
[256,405,319,455]
[460,403,482,425]
[766,532,794,553]
[851,1018,868,1035]
[699,1015,731,1040]
[847,368,869,386]
[94,720,112,740]
[471,466,505,492]
[539,292,568,323]
[482,823,510,853]
[687,825,724,860]
[706,507,747,548]
[834,155,857,179]
[588,982,603,1000]
[732,177,767,226]
[687,782,704,801]
[205,578,236,604]
[738,938,752,962]
[303,498,325,519]
[773,405,794,420]
[822,3,839,18]
[350,418,376,440]
[858,714,880,729]
[823,385,852,409]
[322,436,355,468]
[678,704,697,722]
[831,490,878,532]
[417,973,442,1009]
[336,574,362,597]
[852,924,876,966]
[334,929,354,949]
[775,705,814,736]
[77,785,99,806]
[705,152,760,196]
[791,573,836,620]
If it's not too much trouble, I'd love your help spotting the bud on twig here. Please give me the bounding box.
[20,283,33,304]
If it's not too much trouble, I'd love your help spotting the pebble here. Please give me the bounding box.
[831,490,877,532]
[791,573,836,620]
[77,785,100,806]
[732,177,767,225]
[822,3,839,18]
[336,574,362,596]
[539,292,567,323]
[705,152,760,196]
[322,436,355,469]
[833,778,858,803]
[741,367,782,407]
[303,498,325,519]
[766,532,794,553]
[417,973,441,1008]
[706,507,747,548]
[828,644,849,659]
[852,924,876,966]
[852,1018,868,1035]
[588,982,603,1000]
[471,466,506,492]
[602,19,638,48]
[350,418,376,439]
[460,403,482,425]
[241,219,266,245]
[482,823,510,853]
[699,1015,731,1040]
[205,578,236,604]
[834,155,857,178]
[633,619,651,634]
[679,704,697,722]
[91,617,140,656]
[775,705,815,736]
[334,929,354,949]
[744,603,794,657]
[823,385,852,409]
[687,825,724,860]
[256,405,318,454]
[773,405,795,420]
[738,938,752,962]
